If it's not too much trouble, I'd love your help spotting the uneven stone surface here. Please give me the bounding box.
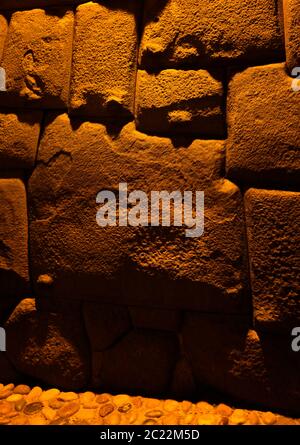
[135,69,225,136]
[84,302,131,351]
[0,0,88,9]
[0,110,42,169]
[0,179,29,298]
[226,63,300,187]
[69,1,139,118]
[140,0,283,69]
[92,329,179,394]
[245,189,300,332]
[0,384,298,425]
[182,313,300,414]
[0,8,74,108]
[129,307,181,332]
[0,15,8,63]
[5,299,90,390]
[283,0,300,72]
[28,114,248,313]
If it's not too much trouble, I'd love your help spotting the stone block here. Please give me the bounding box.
[226,63,300,187]
[0,8,74,108]
[245,188,300,332]
[28,114,249,313]
[135,69,225,137]
[69,1,139,118]
[0,110,42,169]
[0,178,29,298]
[140,0,283,69]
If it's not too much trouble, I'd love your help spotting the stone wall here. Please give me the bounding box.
[0,0,299,414]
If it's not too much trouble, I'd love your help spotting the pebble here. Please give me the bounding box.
[145,409,163,418]
[3,384,14,391]
[261,411,277,425]
[118,402,132,413]
[215,403,233,417]
[246,411,260,425]
[229,409,249,425]
[10,415,30,425]
[27,387,43,402]
[0,401,13,416]
[14,385,31,395]
[59,392,78,402]
[181,401,192,413]
[114,394,131,407]
[105,412,121,425]
[40,389,60,402]
[15,399,26,412]
[132,396,143,408]
[6,394,23,403]
[197,414,224,425]
[24,402,44,415]
[144,398,161,409]
[42,407,57,421]
[98,403,115,418]
[0,389,13,400]
[143,418,158,425]
[196,401,214,413]
[96,394,110,404]
[164,400,179,412]
[57,402,80,418]
[180,413,196,425]
[49,398,64,409]
[162,414,179,425]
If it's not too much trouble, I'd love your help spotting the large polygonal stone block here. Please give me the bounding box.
[0,110,42,169]
[135,69,225,137]
[226,63,300,187]
[140,0,283,69]
[283,0,300,72]
[0,15,8,63]
[182,313,300,414]
[245,189,300,333]
[28,114,249,313]
[0,8,74,109]
[0,178,29,298]
[70,1,140,118]
[5,298,90,390]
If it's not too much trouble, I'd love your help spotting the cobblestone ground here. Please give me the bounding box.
[0,383,298,425]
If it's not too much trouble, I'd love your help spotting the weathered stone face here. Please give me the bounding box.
[245,189,300,333]
[0,8,74,108]
[0,179,29,298]
[226,63,300,187]
[5,299,90,390]
[0,15,8,62]
[135,69,225,137]
[69,1,139,119]
[283,0,300,73]
[140,0,283,69]
[182,313,300,413]
[28,114,248,313]
[0,110,42,169]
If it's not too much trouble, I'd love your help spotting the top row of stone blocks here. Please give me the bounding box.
[0,1,298,117]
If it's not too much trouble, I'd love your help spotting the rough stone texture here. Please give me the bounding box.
[84,303,131,351]
[0,110,42,169]
[170,356,197,400]
[0,8,74,109]
[69,1,139,118]
[226,63,300,187]
[0,15,8,63]
[245,189,300,333]
[0,179,29,298]
[28,114,248,313]
[140,0,284,69]
[129,307,181,332]
[5,299,90,390]
[135,69,225,136]
[283,0,300,72]
[182,313,300,414]
[0,0,88,9]
[93,329,179,395]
